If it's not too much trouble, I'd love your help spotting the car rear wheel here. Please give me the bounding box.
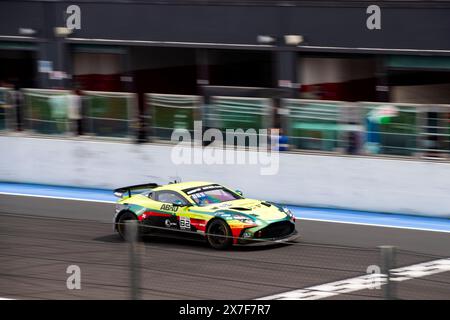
[117,211,140,241]
[206,219,233,250]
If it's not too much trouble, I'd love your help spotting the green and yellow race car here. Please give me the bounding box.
[113,181,298,249]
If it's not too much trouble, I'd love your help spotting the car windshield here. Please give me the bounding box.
[189,187,240,206]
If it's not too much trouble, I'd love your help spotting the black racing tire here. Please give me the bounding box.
[206,219,233,250]
[117,211,140,241]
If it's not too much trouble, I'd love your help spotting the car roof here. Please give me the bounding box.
[153,181,217,193]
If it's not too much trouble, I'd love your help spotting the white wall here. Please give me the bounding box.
[1,136,449,217]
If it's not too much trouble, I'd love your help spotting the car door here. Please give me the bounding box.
[154,190,191,231]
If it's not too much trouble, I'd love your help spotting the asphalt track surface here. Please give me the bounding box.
[0,194,449,300]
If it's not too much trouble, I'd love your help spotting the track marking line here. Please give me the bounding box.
[257,258,450,300]
[0,191,115,204]
[297,217,450,234]
[1,190,450,233]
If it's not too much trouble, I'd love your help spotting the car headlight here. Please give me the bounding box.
[233,214,254,224]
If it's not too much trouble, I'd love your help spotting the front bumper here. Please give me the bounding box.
[236,229,299,246]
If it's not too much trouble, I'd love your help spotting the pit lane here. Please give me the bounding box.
[0,194,449,299]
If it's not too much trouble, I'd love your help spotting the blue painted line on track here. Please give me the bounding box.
[1,182,449,232]
[0,182,114,202]
[286,206,450,233]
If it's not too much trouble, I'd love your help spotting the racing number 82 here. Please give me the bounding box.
[179,216,191,230]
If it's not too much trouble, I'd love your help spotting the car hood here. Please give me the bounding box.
[200,198,287,221]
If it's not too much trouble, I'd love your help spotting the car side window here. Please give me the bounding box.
[156,191,188,205]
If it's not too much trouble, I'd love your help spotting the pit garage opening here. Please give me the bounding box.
[207,49,274,88]
[0,45,37,88]
[289,54,378,152]
[71,46,125,92]
[297,54,378,102]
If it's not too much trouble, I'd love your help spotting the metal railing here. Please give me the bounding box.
[146,93,200,141]
[3,89,450,160]
[360,102,420,157]
[207,96,272,130]
[146,94,273,146]
[23,88,71,135]
[283,99,345,152]
[0,87,10,131]
[84,90,137,139]
[282,99,450,159]
[17,89,136,139]
[416,104,450,159]
[206,96,272,147]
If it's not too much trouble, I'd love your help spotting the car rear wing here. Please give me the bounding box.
[113,183,160,198]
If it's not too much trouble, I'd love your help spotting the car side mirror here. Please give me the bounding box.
[235,189,243,197]
[172,201,191,207]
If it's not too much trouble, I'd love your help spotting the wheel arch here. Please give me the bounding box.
[114,209,138,231]
[205,216,229,233]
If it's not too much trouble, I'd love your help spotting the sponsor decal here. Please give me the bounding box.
[189,218,207,232]
[216,212,232,218]
[165,219,177,228]
[184,184,223,195]
[160,204,178,212]
[142,211,172,218]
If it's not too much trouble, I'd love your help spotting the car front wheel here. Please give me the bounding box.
[206,219,233,250]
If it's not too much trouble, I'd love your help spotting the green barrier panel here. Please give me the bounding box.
[361,102,418,156]
[207,97,270,130]
[24,90,69,135]
[208,96,270,132]
[85,92,134,138]
[437,108,450,155]
[147,94,199,140]
[419,106,450,156]
[283,99,342,152]
[206,96,271,147]
[434,107,450,155]
[448,111,450,153]
[0,88,7,130]
[448,119,450,154]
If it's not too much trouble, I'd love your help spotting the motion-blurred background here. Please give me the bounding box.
[0,0,450,158]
